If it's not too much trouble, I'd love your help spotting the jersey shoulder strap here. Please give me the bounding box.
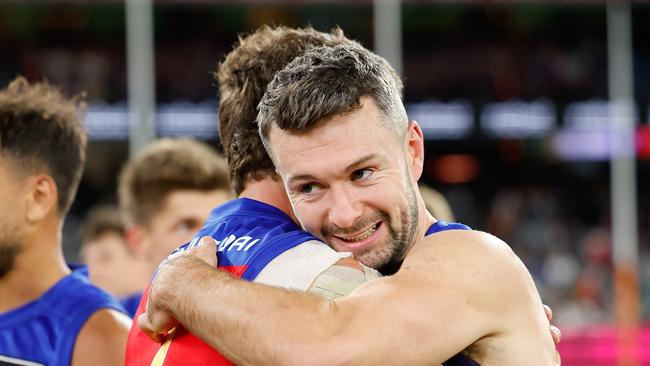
[425,220,471,236]
[0,269,126,366]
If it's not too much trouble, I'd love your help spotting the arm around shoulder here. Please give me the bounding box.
[407,229,557,365]
[142,233,548,365]
[71,309,132,366]
[308,230,551,365]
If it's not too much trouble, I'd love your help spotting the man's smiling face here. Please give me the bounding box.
[269,97,425,271]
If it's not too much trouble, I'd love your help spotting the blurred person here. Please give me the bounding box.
[486,188,524,241]
[80,205,148,317]
[140,43,559,364]
[126,26,384,366]
[0,76,130,366]
[117,138,233,303]
[419,183,455,222]
[555,226,612,327]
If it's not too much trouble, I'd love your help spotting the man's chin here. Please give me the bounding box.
[352,243,405,274]
[352,248,389,270]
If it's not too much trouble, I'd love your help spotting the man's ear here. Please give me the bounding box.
[405,121,425,182]
[25,174,58,223]
[125,225,145,259]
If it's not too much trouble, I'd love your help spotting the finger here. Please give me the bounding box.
[555,350,561,366]
[198,235,216,249]
[191,236,218,266]
[138,313,164,343]
[543,304,553,322]
[551,325,562,344]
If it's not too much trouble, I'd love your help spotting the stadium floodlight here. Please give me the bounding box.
[481,100,555,139]
[406,101,473,139]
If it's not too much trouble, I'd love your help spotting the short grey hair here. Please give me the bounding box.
[257,43,407,154]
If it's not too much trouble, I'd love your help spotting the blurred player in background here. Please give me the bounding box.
[0,76,130,366]
[125,26,382,366]
[80,205,148,317]
[117,138,233,309]
[419,183,455,222]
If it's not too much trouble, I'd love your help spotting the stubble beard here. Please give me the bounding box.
[318,168,421,274]
[0,234,23,279]
[328,180,419,275]
[0,214,25,279]
[374,181,419,275]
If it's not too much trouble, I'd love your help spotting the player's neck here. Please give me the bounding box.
[0,224,69,313]
[239,176,297,223]
[407,196,437,255]
[420,204,436,238]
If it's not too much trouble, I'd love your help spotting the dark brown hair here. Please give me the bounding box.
[257,43,406,153]
[118,138,231,227]
[216,26,359,194]
[81,205,126,245]
[0,76,87,214]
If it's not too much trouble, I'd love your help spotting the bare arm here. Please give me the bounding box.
[140,231,554,365]
[71,309,131,366]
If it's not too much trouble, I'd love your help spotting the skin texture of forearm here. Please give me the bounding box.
[158,254,477,365]
[160,256,351,365]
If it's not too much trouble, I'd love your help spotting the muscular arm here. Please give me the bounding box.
[72,309,131,366]
[142,231,554,365]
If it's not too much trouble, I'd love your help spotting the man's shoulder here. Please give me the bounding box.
[392,230,540,344]
[196,199,317,255]
[77,308,131,336]
[411,229,513,262]
[407,230,554,363]
[0,272,130,366]
[64,270,130,313]
[406,230,531,301]
[71,308,131,366]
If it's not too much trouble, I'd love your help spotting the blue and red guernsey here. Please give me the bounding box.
[0,268,126,366]
[126,198,320,366]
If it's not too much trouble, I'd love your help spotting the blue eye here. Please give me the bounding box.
[300,184,319,194]
[351,169,372,181]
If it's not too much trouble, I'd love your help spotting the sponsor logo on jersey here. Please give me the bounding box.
[185,235,260,253]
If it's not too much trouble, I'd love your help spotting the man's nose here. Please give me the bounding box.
[327,185,363,229]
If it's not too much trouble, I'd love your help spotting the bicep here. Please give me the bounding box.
[71,309,131,366]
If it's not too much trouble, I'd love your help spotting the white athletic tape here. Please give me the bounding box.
[255,240,351,291]
[308,264,381,301]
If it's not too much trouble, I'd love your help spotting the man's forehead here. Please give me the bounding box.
[268,98,405,172]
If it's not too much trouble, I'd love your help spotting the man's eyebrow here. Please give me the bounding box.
[287,153,379,185]
[287,173,319,185]
[344,153,379,173]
